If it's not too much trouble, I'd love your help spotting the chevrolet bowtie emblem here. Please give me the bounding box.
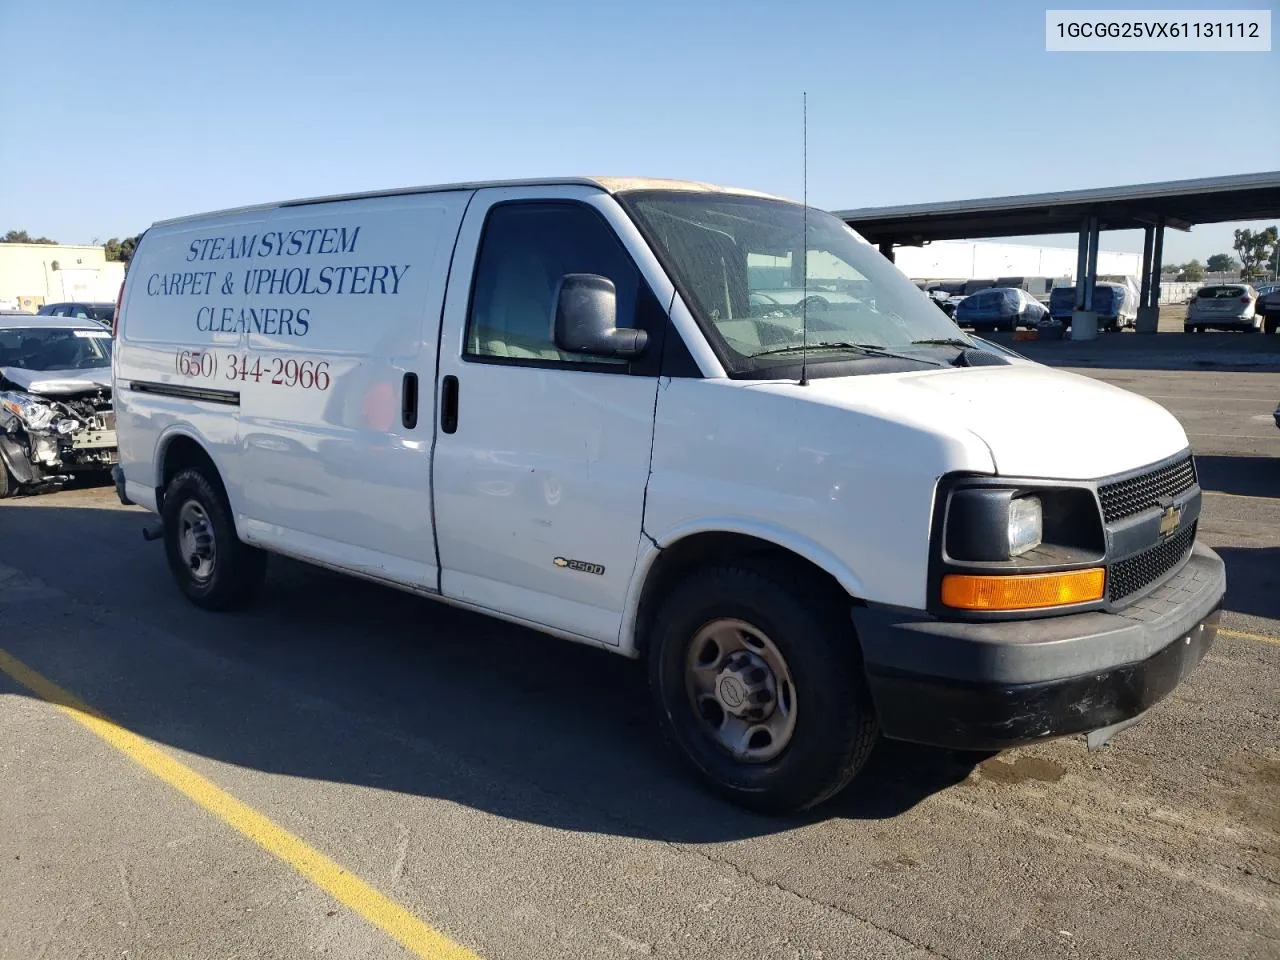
[1158,504,1183,537]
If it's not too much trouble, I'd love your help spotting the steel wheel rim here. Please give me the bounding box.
[684,618,798,763]
[178,501,216,583]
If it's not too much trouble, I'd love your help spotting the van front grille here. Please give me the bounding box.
[1098,456,1197,524]
[1108,523,1196,603]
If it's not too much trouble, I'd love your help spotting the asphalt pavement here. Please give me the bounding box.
[1,358,1277,960]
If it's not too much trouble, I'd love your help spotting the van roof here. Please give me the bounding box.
[150,177,792,228]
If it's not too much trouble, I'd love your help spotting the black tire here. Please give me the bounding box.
[1266,316,1278,335]
[161,467,266,611]
[0,458,14,499]
[647,561,878,815]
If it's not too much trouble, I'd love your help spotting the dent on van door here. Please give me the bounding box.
[430,188,664,645]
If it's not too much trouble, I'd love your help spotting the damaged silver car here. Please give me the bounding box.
[0,314,118,497]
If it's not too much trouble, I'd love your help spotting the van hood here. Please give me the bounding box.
[795,363,1188,480]
[0,366,112,397]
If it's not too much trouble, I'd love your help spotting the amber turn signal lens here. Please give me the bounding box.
[941,569,1105,611]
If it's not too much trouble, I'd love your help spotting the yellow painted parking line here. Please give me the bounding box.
[0,648,481,960]
[1218,627,1280,646]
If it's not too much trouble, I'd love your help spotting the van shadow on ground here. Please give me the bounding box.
[1216,546,1280,621]
[1194,454,1278,500]
[0,502,982,845]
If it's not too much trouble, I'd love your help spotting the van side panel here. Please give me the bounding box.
[234,192,471,590]
[115,213,260,511]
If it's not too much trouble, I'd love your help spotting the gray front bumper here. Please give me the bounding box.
[852,543,1226,749]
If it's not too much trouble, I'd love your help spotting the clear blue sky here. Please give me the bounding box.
[1,0,1275,263]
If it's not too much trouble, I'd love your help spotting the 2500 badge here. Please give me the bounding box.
[553,557,606,576]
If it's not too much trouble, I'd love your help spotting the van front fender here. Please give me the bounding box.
[618,517,867,656]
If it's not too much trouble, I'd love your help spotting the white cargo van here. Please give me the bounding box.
[113,177,1225,813]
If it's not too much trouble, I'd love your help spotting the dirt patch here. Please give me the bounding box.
[1227,752,1280,845]
[978,755,1067,785]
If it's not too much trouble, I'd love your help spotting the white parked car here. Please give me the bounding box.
[112,176,1226,813]
[1185,284,1261,332]
[0,314,118,496]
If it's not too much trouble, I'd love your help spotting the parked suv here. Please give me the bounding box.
[1253,283,1279,334]
[1185,285,1260,333]
[954,287,1047,331]
[37,301,116,327]
[1048,283,1137,331]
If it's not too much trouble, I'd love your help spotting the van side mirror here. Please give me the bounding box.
[553,274,648,358]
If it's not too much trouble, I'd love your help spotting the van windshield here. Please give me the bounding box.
[620,192,968,377]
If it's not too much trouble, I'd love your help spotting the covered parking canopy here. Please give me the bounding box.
[834,171,1280,331]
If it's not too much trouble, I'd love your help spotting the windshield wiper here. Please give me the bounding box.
[908,337,975,348]
[751,341,945,366]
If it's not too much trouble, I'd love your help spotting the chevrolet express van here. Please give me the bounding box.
[113,177,1225,813]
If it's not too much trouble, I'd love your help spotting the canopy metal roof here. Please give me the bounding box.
[834,171,1280,245]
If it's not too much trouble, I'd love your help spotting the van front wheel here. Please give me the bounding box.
[161,468,266,611]
[647,562,877,814]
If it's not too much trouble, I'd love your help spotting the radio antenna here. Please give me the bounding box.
[799,91,809,387]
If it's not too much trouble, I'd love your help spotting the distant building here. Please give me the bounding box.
[0,243,125,312]
[892,239,1140,283]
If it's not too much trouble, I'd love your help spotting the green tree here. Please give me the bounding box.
[1205,253,1237,274]
[104,234,142,263]
[1233,226,1279,278]
[1181,259,1205,282]
[2,229,57,244]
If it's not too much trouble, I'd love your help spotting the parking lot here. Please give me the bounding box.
[1,347,1277,960]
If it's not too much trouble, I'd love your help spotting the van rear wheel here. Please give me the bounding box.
[647,561,877,814]
[161,468,266,611]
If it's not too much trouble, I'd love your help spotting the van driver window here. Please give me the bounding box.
[466,203,639,365]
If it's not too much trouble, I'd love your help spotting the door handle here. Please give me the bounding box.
[401,372,418,429]
[440,375,459,434]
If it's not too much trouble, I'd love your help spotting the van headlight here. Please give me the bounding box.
[1007,495,1042,557]
[943,486,1098,563]
[937,480,1107,613]
[945,488,1047,562]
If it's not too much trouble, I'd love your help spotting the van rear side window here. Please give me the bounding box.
[465,203,641,366]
